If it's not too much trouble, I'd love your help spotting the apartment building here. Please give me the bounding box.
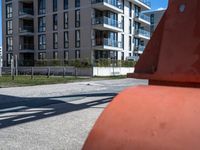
[145,9,165,36]
[2,0,151,67]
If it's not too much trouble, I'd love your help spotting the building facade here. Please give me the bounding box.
[145,9,165,36]
[2,0,151,66]
[0,47,2,67]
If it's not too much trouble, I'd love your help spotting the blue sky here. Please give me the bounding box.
[0,0,168,47]
[150,0,168,11]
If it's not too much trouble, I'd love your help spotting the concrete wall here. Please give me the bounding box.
[2,67,134,77]
[93,67,134,76]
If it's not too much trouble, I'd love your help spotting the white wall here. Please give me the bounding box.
[93,67,134,76]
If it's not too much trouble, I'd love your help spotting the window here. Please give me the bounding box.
[75,30,80,48]
[129,36,132,51]
[129,19,132,34]
[6,3,12,19]
[75,0,80,8]
[7,53,13,66]
[122,0,124,11]
[53,51,58,59]
[6,36,13,51]
[150,14,154,25]
[75,50,80,59]
[121,16,124,31]
[134,21,140,31]
[64,51,69,60]
[64,12,68,29]
[53,33,58,49]
[38,0,46,15]
[6,20,12,35]
[75,10,80,27]
[64,31,69,48]
[22,37,34,50]
[121,34,124,49]
[134,5,140,17]
[64,0,68,10]
[53,0,57,12]
[134,38,140,48]
[38,17,46,32]
[38,52,46,60]
[38,34,46,50]
[121,52,124,60]
[129,2,132,17]
[53,14,58,30]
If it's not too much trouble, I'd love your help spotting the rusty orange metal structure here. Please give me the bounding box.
[83,0,200,149]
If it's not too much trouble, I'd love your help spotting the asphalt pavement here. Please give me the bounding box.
[0,78,147,150]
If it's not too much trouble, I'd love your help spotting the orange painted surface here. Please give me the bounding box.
[83,0,200,149]
[83,86,200,150]
[128,0,200,85]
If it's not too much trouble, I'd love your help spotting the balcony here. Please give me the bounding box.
[135,13,150,25]
[92,16,122,32]
[19,8,34,19]
[20,43,34,51]
[134,45,145,54]
[19,26,34,36]
[92,38,123,51]
[91,0,123,13]
[133,0,151,10]
[135,29,150,40]
[19,8,33,16]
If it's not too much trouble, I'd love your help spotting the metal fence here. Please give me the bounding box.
[2,66,93,77]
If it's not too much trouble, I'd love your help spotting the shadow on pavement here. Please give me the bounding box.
[0,93,116,129]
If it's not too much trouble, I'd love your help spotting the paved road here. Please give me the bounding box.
[0,78,147,150]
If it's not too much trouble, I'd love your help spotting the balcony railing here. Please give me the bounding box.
[137,0,151,7]
[19,26,34,33]
[19,8,34,16]
[135,29,150,38]
[135,13,150,23]
[20,44,34,50]
[93,38,122,48]
[92,16,122,29]
[91,0,123,9]
[135,45,145,51]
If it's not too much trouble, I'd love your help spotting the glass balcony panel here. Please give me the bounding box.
[135,29,150,38]
[138,13,150,22]
[138,0,151,7]
[91,0,123,9]
[19,8,34,16]
[93,38,122,48]
[93,16,122,29]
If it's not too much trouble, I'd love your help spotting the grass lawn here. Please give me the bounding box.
[0,75,127,88]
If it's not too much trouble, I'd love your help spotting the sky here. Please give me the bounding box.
[0,0,168,47]
[150,0,168,11]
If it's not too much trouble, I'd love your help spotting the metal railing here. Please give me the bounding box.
[20,44,34,50]
[19,26,34,33]
[135,29,150,38]
[92,16,122,29]
[19,8,34,16]
[93,38,122,48]
[91,0,123,9]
